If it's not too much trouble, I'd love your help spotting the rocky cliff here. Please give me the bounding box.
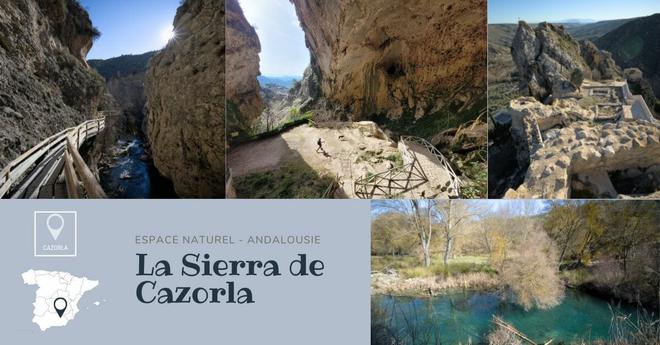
[226,0,262,138]
[144,0,224,197]
[512,21,622,103]
[495,98,660,199]
[89,51,157,135]
[289,0,486,134]
[0,0,105,168]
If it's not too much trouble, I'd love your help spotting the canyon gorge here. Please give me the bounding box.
[227,0,487,199]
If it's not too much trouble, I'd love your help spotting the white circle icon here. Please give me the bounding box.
[46,213,64,240]
[54,298,66,309]
[47,213,64,232]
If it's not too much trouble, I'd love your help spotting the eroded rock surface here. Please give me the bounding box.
[512,21,622,102]
[145,0,224,197]
[491,21,660,199]
[226,0,262,137]
[497,98,660,199]
[0,0,105,168]
[290,0,486,124]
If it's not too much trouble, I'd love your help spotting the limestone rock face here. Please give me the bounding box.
[290,0,486,121]
[288,64,321,108]
[0,0,105,168]
[89,52,158,136]
[145,0,224,197]
[624,68,657,116]
[499,98,660,199]
[512,22,622,102]
[226,0,262,137]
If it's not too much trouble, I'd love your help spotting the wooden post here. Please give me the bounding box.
[63,152,81,199]
[67,138,107,198]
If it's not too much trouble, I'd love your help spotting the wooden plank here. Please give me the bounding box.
[0,137,67,198]
[0,117,104,199]
[66,138,106,199]
[28,151,64,199]
[63,152,80,199]
[9,144,65,199]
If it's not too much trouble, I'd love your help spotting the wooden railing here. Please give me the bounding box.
[400,136,461,195]
[353,158,429,199]
[353,136,460,199]
[0,117,107,199]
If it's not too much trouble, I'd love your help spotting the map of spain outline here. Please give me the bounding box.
[21,270,99,331]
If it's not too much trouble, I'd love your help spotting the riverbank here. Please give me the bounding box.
[561,263,660,313]
[371,271,499,297]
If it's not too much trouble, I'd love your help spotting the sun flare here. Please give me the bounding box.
[160,25,175,45]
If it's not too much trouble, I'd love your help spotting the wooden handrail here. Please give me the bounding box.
[66,138,106,199]
[63,152,81,199]
[0,117,106,198]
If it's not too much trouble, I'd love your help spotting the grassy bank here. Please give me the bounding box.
[372,255,494,278]
[371,255,499,296]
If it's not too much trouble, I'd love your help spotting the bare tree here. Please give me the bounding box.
[544,202,584,263]
[435,200,475,274]
[372,200,437,267]
[409,200,436,267]
[500,228,565,310]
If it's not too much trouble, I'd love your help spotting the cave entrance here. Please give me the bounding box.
[570,166,660,198]
[239,0,312,133]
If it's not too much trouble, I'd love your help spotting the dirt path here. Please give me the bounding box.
[228,123,458,198]
[228,124,399,197]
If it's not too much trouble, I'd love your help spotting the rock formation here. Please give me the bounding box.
[498,98,659,199]
[491,21,660,199]
[512,21,622,103]
[290,0,486,126]
[226,0,262,138]
[89,52,157,135]
[0,0,105,168]
[144,0,224,197]
[288,65,321,110]
[623,68,658,117]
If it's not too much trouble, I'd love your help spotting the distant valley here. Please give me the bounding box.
[257,75,300,89]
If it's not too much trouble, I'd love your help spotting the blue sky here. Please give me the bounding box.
[370,200,552,219]
[489,0,660,24]
[239,0,309,77]
[80,0,180,60]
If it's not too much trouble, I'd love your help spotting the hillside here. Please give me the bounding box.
[487,18,635,114]
[566,17,635,41]
[595,14,660,100]
[0,0,105,168]
[88,51,157,80]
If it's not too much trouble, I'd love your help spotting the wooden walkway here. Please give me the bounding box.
[0,117,107,199]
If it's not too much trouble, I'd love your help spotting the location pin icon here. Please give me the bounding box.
[47,213,65,241]
[54,297,67,318]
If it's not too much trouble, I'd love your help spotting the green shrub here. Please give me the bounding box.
[571,68,585,88]
[384,153,404,168]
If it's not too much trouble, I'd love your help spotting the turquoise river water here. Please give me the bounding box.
[373,289,647,344]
